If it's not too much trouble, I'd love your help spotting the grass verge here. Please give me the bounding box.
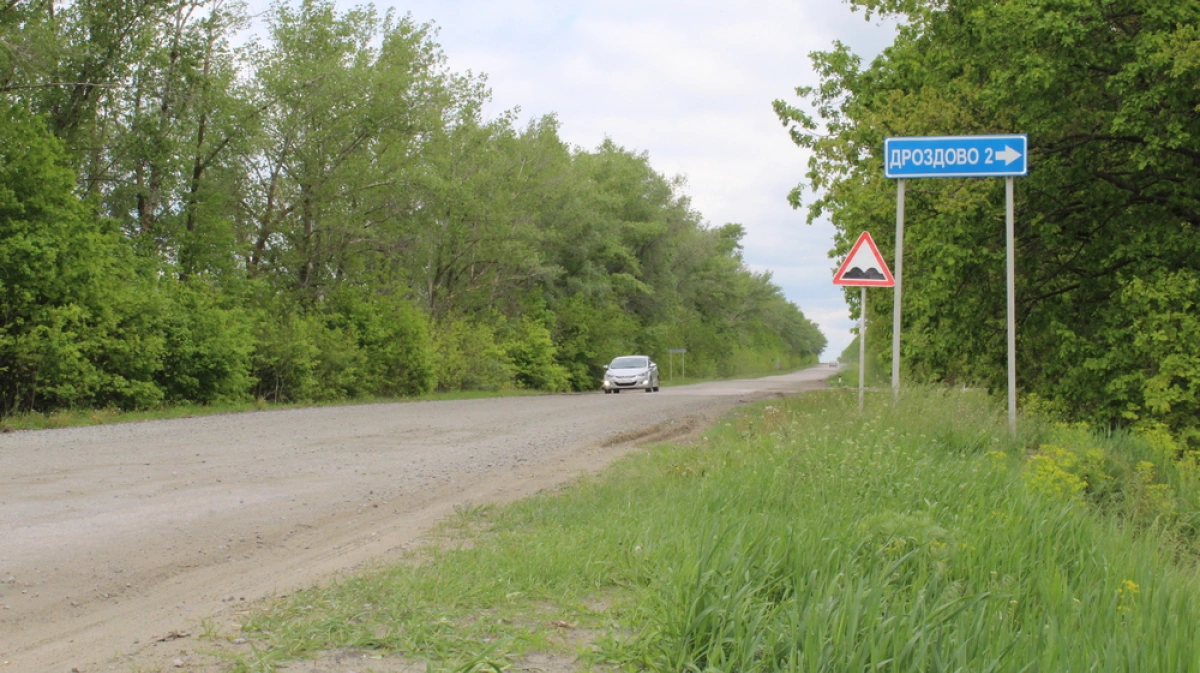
[0,389,546,433]
[208,388,1200,672]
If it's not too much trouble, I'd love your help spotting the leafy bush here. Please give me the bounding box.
[1017,421,1200,543]
[323,288,435,397]
[550,294,638,391]
[431,317,515,391]
[1085,271,1200,447]
[250,306,321,402]
[156,281,254,404]
[502,315,570,392]
[0,105,166,411]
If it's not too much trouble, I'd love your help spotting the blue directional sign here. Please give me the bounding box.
[885,135,1027,178]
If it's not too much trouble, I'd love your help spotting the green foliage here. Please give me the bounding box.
[431,317,515,392]
[249,303,322,402]
[1019,421,1200,541]
[322,287,435,397]
[0,103,160,411]
[247,289,434,402]
[777,0,1200,442]
[500,315,570,392]
[1083,271,1200,445]
[155,281,254,404]
[548,294,638,391]
[0,0,826,414]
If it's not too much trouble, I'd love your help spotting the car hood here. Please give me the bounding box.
[608,368,650,377]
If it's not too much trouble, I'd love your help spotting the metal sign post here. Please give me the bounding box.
[892,179,905,404]
[859,287,867,411]
[883,134,1027,433]
[1006,177,1017,435]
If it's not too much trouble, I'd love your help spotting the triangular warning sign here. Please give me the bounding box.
[833,231,895,287]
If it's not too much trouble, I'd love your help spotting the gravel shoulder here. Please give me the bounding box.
[0,368,836,672]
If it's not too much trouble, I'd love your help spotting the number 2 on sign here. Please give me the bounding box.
[984,148,994,164]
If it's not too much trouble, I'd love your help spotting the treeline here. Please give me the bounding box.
[0,0,825,414]
[776,0,1199,444]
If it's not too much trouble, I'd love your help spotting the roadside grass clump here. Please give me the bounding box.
[1020,419,1200,550]
[227,387,1200,672]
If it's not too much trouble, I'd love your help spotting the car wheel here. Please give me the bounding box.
[654,386,660,392]
[604,389,612,394]
[614,389,621,394]
[645,387,652,393]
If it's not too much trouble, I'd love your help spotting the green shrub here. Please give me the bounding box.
[0,105,169,411]
[1082,271,1200,447]
[431,317,515,391]
[502,316,570,392]
[250,307,321,402]
[157,281,254,404]
[550,294,638,391]
[332,289,434,397]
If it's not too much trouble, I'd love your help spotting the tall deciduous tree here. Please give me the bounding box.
[239,0,467,296]
[777,0,1200,441]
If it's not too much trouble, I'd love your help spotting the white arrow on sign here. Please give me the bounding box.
[996,145,1022,165]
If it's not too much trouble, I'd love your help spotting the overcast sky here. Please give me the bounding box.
[255,1,899,359]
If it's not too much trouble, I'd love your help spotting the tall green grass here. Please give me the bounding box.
[229,388,1200,672]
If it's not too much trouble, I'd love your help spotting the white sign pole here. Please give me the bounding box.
[1006,177,1017,435]
[891,179,906,403]
[859,286,866,411]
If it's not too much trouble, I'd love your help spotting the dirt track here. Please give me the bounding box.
[1,368,836,672]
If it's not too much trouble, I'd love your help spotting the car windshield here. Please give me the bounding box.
[609,356,648,370]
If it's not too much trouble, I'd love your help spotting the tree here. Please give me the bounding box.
[777,0,1200,441]
[404,113,563,319]
[0,0,828,412]
[0,103,163,411]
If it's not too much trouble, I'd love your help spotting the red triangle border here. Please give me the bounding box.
[832,231,895,287]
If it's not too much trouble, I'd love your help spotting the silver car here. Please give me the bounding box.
[602,355,660,393]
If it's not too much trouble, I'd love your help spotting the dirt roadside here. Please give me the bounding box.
[0,368,836,672]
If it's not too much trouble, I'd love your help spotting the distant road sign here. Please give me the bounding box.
[667,348,686,354]
[885,135,1027,178]
[833,231,894,287]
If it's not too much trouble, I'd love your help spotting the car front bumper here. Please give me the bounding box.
[602,377,654,391]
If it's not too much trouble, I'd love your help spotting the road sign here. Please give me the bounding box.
[667,348,686,354]
[882,133,1027,435]
[885,135,1027,178]
[833,231,894,287]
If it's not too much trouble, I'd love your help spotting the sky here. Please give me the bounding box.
[252,1,900,359]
